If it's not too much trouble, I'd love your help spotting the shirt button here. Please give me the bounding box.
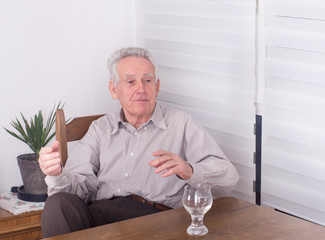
[130,152,134,157]
[144,127,147,130]
[125,173,129,177]
[134,131,138,136]
[117,188,121,193]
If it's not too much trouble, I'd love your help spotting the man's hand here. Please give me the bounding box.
[38,141,62,176]
[149,150,193,180]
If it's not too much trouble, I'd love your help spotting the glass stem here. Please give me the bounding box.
[191,214,204,227]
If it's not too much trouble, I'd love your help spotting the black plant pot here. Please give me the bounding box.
[17,153,48,201]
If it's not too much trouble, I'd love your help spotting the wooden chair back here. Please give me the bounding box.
[55,109,105,166]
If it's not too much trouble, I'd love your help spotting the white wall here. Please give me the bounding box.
[0,0,135,191]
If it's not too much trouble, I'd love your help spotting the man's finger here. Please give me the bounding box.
[42,163,62,176]
[149,154,171,167]
[152,150,168,157]
[154,160,176,174]
[39,141,60,156]
[39,146,54,155]
[40,152,60,163]
[52,141,60,152]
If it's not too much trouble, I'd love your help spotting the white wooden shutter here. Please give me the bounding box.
[261,0,325,225]
[135,0,257,203]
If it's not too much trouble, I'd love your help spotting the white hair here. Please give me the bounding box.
[107,47,158,85]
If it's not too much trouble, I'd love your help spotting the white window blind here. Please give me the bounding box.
[135,0,257,202]
[262,0,325,225]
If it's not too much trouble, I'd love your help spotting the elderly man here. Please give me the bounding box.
[39,47,239,237]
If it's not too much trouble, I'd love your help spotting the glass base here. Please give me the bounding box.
[187,224,208,236]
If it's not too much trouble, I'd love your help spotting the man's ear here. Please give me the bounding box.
[109,81,118,100]
[155,79,160,97]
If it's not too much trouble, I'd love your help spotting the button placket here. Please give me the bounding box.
[126,129,140,179]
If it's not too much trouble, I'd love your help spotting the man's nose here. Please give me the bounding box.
[136,80,146,93]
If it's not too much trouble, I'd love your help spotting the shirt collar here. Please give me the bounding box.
[111,102,167,135]
[111,111,124,135]
[151,103,167,130]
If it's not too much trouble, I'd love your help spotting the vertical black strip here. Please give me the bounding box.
[255,115,262,205]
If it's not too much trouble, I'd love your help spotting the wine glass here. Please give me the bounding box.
[182,183,213,236]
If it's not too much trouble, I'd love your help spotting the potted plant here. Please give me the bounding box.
[4,102,64,201]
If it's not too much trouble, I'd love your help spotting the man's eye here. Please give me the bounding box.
[127,80,134,84]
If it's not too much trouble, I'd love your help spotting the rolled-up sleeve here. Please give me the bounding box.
[187,158,239,198]
[183,117,239,198]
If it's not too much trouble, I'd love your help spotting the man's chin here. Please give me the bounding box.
[134,106,154,116]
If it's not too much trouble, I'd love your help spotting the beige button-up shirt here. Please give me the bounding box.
[46,103,239,208]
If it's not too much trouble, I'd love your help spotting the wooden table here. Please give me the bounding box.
[0,208,42,240]
[43,197,325,240]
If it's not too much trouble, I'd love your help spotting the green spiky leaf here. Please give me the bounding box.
[3,102,65,159]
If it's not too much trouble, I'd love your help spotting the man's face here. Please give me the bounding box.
[109,56,160,121]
